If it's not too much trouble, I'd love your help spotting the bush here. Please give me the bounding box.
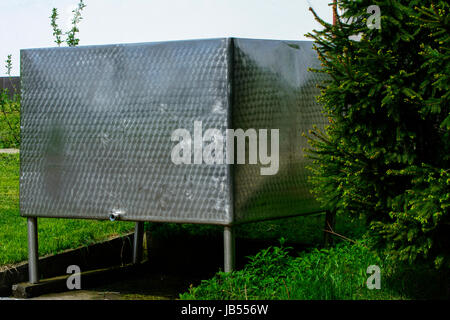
[305,1,449,268]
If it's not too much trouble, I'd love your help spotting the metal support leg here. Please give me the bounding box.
[324,210,336,248]
[224,226,235,272]
[27,217,39,284]
[132,221,144,264]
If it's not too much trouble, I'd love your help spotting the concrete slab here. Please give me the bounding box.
[0,232,135,297]
[30,290,122,300]
[12,264,139,299]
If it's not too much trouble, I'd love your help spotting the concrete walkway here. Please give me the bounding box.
[0,148,19,154]
[31,290,123,300]
[0,291,121,300]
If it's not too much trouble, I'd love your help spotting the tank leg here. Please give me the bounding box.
[27,217,39,284]
[224,226,235,272]
[132,222,144,264]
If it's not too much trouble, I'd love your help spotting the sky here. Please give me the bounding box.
[0,0,333,76]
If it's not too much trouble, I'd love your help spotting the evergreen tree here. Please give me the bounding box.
[306,0,449,268]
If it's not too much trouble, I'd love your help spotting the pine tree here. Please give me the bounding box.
[306,0,449,268]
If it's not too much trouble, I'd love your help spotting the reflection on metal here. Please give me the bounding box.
[27,217,39,284]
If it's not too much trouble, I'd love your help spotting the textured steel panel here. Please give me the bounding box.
[20,39,232,223]
[20,38,328,224]
[232,39,328,223]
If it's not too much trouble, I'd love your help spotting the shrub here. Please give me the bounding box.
[305,1,449,268]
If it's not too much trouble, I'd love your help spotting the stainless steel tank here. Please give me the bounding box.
[20,38,328,276]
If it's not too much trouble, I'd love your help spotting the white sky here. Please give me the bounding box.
[0,0,333,76]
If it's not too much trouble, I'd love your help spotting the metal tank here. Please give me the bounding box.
[20,38,328,282]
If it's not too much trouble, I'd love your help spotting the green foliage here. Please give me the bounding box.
[4,55,12,75]
[305,1,449,268]
[0,55,20,148]
[180,241,396,300]
[0,92,20,149]
[50,0,86,47]
[371,165,449,268]
[50,8,63,46]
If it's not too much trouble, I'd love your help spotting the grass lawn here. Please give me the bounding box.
[0,153,134,267]
[179,241,400,300]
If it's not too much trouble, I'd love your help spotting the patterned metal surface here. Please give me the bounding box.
[232,39,328,223]
[20,38,328,224]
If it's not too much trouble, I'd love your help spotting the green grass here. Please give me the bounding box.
[0,153,134,266]
[180,240,449,300]
[179,241,390,300]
